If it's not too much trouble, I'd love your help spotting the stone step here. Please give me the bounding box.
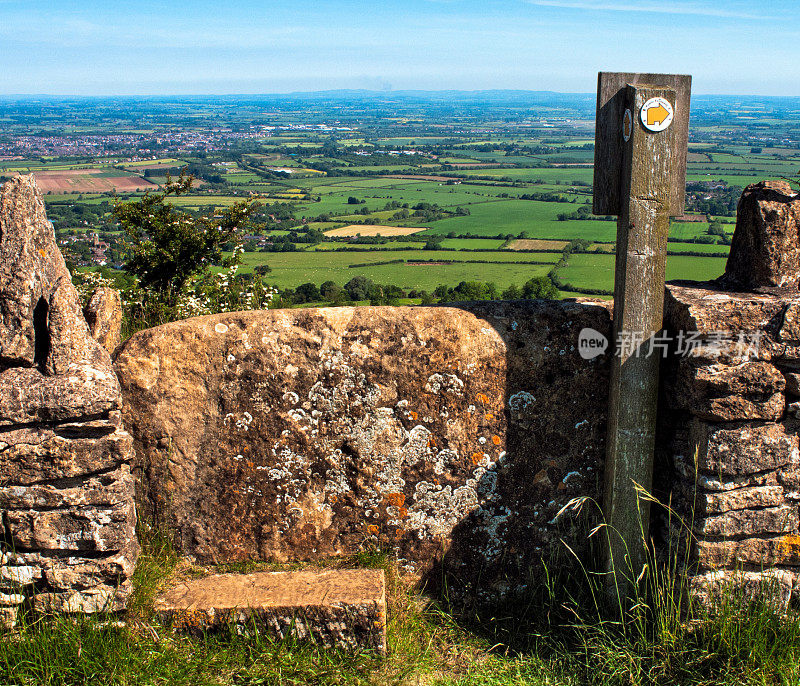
[154,568,387,654]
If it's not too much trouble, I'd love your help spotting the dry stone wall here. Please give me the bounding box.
[658,179,800,606]
[114,301,612,603]
[5,172,800,621]
[0,177,138,629]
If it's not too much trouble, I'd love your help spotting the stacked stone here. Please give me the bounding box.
[0,177,138,629]
[660,180,800,606]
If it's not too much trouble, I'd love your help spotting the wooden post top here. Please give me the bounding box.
[593,72,691,217]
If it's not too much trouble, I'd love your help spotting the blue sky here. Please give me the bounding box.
[0,0,797,96]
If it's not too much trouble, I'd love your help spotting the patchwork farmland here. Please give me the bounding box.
[1,92,794,303]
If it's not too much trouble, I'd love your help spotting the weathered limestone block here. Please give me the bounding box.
[0,176,138,623]
[84,287,122,355]
[665,285,786,345]
[155,569,387,654]
[689,420,798,476]
[0,561,42,586]
[663,284,800,365]
[0,608,17,631]
[0,364,120,426]
[0,464,133,509]
[34,587,130,614]
[695,471,775,492]
[5,500,135,551]
[784,372,800,396]
[689,569,796,609]
[116,300,611,593]
[695,504,798,538]
[0,425,133,485]
[14,547,137,591]
[0,177,116,375]
[779,303,800,342]
[697,485,785,515]
[675,361,785,421]
[723,180,800,290]
[695,535,800,568]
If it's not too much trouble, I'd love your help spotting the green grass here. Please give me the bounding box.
[5,494,800,686]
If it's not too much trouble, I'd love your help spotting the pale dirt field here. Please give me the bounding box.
[27,169,156,193]
[507,238,569,250]
[324,224,428,237]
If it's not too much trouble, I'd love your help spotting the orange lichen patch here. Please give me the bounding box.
[383,492,406,508]
[329,494,338,504]
[246,460,254,469]
[491,435,501,445]
[367,524,379,535]
[427,438,437,449]
[408,410,418,420]
[476,393,490,404]
[171,608,211,632]
[471,452,483,465]
[485,413,494,421]
[779,534,800,556]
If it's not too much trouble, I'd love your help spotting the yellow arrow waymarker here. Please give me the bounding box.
[640,97,674,132]
[646,104,670,126]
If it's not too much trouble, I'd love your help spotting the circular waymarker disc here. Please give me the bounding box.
[640,97,674,132]
[622,108,632,142]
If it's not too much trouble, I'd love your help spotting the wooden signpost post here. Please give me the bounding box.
[593,72,691,582]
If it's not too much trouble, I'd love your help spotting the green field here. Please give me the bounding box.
[558,253,729,291]
[425,200,618,241]
[236,250,560,290]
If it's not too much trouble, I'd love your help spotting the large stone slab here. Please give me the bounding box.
[116,301,612,597]
[155,569,387,654]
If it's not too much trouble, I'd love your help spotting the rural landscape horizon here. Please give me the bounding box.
[3,87,797,308]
